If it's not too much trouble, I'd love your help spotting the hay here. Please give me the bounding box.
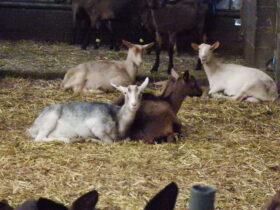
[0,40,280,210]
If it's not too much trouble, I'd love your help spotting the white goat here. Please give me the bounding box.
[62,40,153,93]
[28,78,149,143]
[191,42,278,102]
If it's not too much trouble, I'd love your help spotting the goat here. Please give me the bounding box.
[27,78,149,143]
[142,0,208,73]
[71,0,149,50]
[114,69,202,143]
[0,189,98,210]
[263,190,280,210]
[191,42,278,102]
[0,182,178,210]
[62,40,153,93]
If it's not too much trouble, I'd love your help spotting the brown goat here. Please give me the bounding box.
[263,190,280,210]
[114,69,202,143]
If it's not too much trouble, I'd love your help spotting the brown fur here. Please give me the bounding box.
[263,190,280,210]
[114,70,202,143]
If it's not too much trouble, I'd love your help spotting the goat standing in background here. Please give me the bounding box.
[71,0,149,51]
[142,0,208,73]
[191,42,278,102]
[62,40,153,93]
[114,69,202,143]
[28,78,149,143]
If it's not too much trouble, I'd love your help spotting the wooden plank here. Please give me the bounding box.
[275,0,280,82]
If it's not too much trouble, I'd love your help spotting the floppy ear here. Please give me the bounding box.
[111,82,127,93]
[37,198,67,210]
[210,41,220,50]
[142,42,154,50]
[72,190,99,210]
[122,40,133,48]
[191,43,199,51]
[171,68,180,80]
[183,71,189,82]
[139,77,149,92]
[144,182,178,210]
[0,200,13,210]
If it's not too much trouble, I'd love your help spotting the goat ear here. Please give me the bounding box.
[144,182,178,210]
[37,198,67,210]
[72,190,99,210]
[139,77,149,91]
[183,71,189,81]
[171,68,180,80]
[191,43,199,51]
[142,42,154,50]
[111,82,127,93]
[210,41,220,50]
[122,40,133,48]
[0,200,13,210]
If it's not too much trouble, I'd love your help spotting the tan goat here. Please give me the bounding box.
[62,40,154,93]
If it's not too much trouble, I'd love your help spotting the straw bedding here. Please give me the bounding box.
[0,40,279,209]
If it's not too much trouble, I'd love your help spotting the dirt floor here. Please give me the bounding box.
[0,40,279,209]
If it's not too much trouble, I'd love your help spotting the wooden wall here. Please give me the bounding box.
[276,0,280,82]
[0,2,243,54]
[242,0,277,68]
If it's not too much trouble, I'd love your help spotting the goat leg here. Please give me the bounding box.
[151,33,162,72]
[81,26,92,50]
[166,33,176,74]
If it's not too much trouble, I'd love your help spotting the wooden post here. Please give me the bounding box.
[276,0,280,82]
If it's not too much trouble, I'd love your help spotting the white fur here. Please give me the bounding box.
[28,78,149,143]
[196,43,278,102]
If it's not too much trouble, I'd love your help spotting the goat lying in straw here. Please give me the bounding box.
[191,42,278,102]
[114,69,202,143]
[62,40,153,93]
[28,78,149,143]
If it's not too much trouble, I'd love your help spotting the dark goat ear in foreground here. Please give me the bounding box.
[37,198,68,210]
[72,190,99,210]
[265,190,280,210]
[144,182,178,210]
[0,200,13,210]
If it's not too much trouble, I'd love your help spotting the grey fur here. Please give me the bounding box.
[28,101,120,143]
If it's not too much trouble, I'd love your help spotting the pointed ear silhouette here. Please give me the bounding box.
[144,182,178,210]
[37,198,68,210]
[72,190,99,210]
[0,200,13,210]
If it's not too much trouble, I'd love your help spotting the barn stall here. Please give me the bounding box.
[0,0,280,209]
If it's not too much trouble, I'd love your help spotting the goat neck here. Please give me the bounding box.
[124,50,141,81]
[202,56,220,87]
[117,103,137,139]
[163,92,185,114]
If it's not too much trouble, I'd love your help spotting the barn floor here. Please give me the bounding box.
[0,40,279,209]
